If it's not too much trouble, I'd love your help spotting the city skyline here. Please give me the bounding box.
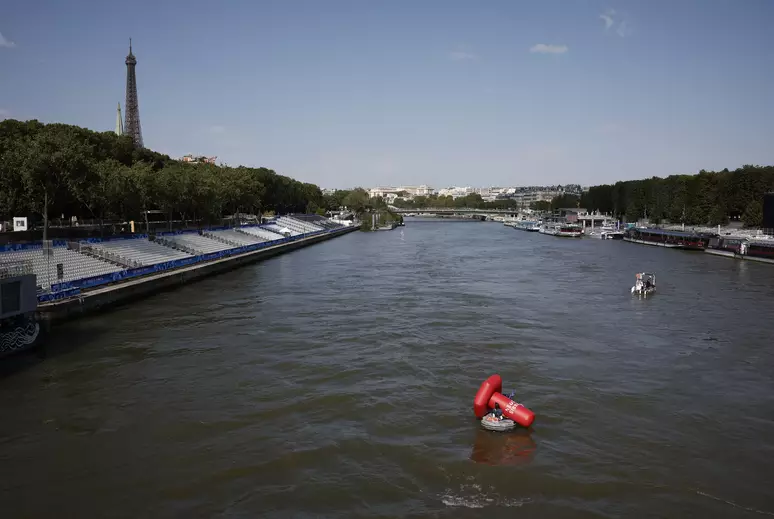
[1,0,772,188]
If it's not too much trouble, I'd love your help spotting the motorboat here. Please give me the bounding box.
[554,224,583,238]
[513,220,540,231]
[631,272,656,297]
[588,224,624,240]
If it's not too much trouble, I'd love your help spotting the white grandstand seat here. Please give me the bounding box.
[239,226,285,241]
[209,229,266,246]
[0,247,124,289]
[162,233,233,254]
[89,238,192,266]
[276,216,324,234]
[263,223,301,236]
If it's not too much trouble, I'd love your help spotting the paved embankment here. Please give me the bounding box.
[37,225,359,324]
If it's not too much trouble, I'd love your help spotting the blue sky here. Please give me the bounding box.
[1,0,772,189]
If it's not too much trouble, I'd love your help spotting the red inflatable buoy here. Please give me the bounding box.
[474,374,502,418]
[489,391,535,428]
[473,374,535,428]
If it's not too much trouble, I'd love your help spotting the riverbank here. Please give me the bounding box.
[35,225,358,325]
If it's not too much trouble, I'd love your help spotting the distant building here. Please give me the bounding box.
[365,183,580,202]
[181,154,217,164]
[437,186,473,199]
[404,184,434,196]
[368,186,401,199]
[367,185,434,199]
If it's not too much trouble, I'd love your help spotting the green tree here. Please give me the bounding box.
[2,119,772,235]
[742,200,763,228]
[342,188,370,215]
[551,194,580,210]
[530,200,551,211]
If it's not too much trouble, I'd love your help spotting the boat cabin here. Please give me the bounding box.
[635,272,656,288]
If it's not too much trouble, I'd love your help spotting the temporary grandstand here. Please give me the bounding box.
[235,226,286,242]
[262,222,298,236]
[0,215,345,302]
[0,246,124,289]
[291,214,349,230]
[85,237,192,267]
[275,216,324,234]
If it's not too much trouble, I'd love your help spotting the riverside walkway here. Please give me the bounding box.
[0,215,358,324]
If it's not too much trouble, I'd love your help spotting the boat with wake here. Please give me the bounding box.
[631,272,656,297]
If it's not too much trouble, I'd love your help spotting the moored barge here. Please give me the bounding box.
[623,227,710,250]
[707,236,774,264]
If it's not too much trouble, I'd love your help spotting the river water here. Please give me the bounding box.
[2,220,774,518]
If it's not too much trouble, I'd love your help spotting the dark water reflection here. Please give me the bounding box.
[2,220,774,517]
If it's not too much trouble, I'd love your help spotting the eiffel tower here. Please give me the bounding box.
[124,38,143,148]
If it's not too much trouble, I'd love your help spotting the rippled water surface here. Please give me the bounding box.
[3,220,774,518]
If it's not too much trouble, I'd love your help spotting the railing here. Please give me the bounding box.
[203,231,240,247]
[154,237,198,255]
[0,261,33,280]
[234,227,261,239]
[38,231,326,303]
[68,241,142,269]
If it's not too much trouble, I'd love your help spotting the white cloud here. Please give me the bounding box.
[529,44,568,55]
[0,31,16,48]
[449,50,477,61]
[600,10,615,30]
[209,125,226,134]
[600,9,631,37]
[616,21,631,37]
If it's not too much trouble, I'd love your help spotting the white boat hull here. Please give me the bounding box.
[631,286,656,297]
[624,237,684,248]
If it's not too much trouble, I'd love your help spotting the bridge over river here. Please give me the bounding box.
[392,207,612,227]
[391,207,518,217]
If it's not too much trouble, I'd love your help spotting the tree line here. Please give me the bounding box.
[0,119,328,228]
[374,166,774,228]
[391,193,523,210]
[578,166,774,227]
[2,120,771,231]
